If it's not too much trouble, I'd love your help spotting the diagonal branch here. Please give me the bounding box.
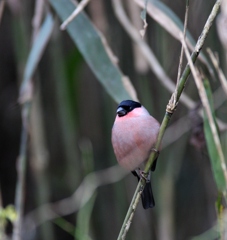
[112,0,195,110]
[117,0,222,239]
[181,35,227,188]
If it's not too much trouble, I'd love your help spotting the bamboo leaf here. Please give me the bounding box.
[203,78,226,191]
[20,13,54,95]
[49,0,134,103]
[13,13,55,240]
[135,0,212,72]
[75,193,96,240]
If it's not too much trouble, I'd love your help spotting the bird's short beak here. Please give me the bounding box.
[116,107,127,117]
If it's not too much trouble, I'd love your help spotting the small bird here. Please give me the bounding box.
[111,100,160,209]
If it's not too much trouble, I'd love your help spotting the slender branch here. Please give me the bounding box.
[134,0,212,72]
[177,0,189,83]
[171,0,190,124]
[113,0,227,133]
[126,0,149,73]
[181,35,227,185]
[12,104,30,240]
[12,14,54,240]
[32,0,45,41]
[23,165,127,233]
[112,0,195,110]
[117,1,222,239]
[112,0,227,131]
[207,48,227,97]
[60,0,90,30]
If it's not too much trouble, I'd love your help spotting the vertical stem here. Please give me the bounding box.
[13,103,30,240]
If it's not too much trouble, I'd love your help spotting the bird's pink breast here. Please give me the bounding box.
[112,108,160,171]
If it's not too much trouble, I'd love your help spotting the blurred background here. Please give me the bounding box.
[0,0,227,239]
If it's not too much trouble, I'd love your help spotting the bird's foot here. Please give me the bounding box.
[151,147,159,156]
[132,169,150,182]
[140,171,150,183]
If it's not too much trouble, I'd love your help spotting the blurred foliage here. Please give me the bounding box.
[0,0,227,240]
[203,77,226,192]
[0,205,17,239]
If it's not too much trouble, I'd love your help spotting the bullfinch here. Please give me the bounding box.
[111,100,160,209]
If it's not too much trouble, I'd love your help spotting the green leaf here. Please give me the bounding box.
[203,78,226,191]
[49,0,133,103]
[20,13,54,95]
[0,205,17,223]
[135,0,212,73]
[75,193,96,240]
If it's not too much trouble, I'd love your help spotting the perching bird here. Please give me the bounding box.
[111,100,160,209]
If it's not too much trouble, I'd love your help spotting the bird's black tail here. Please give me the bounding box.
[141,181,155,209]
[131,170,155,209]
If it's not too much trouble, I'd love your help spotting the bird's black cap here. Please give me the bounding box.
[116,100,141,117]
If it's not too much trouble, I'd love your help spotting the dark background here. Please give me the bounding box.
[0,0,226,239]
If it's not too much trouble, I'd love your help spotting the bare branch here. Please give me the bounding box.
[181,34,227,185]
[60,0,90,30]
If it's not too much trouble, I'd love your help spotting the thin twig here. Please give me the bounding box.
[134,0,213,73]
[112,0,227,132]
[112,0,195,110]
[126,0,149,73]
[139,0,148,38]
[32,0,45,41]
[207,48,227,97]
[170,0,190,120]
[23,165,127,233]
[13,106,30,240]
[12,14,54,240]
[164,82,227,147]
[60,0,90,30]
[177,0,189,83]
[117,1,222,239]
[181,35,227,185]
